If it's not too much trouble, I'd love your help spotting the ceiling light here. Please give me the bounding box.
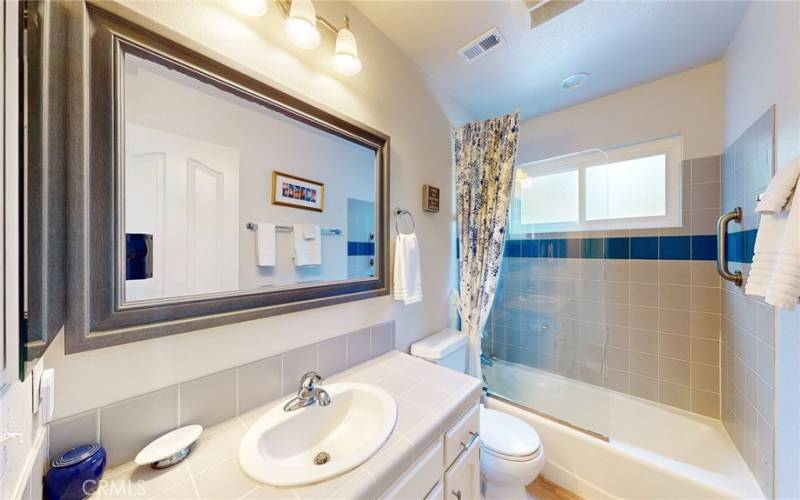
[333,25,362,76]
[561,72,590,91]
[285,0,321,49]
[228,0,268,17]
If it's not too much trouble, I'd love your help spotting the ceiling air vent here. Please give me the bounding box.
[457,27,506,64]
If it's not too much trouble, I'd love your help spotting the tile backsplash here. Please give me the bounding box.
[48,322,395,468]
[486,154,724,418]
[721,107,775,497]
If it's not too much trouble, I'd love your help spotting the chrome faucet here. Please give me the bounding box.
[283,371,331,411]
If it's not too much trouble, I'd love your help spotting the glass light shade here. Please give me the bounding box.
[285,0,321,49]
[333,28,362,75]
[228,0,267,17]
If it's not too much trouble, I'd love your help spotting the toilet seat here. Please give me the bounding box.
[480,407,541,462]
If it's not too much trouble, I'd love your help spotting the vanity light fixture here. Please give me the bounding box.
[284,0,321,49]
[228,0,268,17]
[273,0,363,75]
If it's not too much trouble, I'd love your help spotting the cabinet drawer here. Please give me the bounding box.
[444,405,479,468]
[425,481,444,500]
[380,440,443,500]
[444,437,480,500]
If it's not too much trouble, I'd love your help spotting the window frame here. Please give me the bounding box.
[510,135,684,236]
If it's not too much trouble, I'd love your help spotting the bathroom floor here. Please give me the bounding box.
[527,477,582,500]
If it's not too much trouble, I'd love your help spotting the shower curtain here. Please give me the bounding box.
[454,111,520,378]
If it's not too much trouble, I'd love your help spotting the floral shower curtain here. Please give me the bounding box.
[454,111,520,378]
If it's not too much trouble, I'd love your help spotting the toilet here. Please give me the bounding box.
[410,329,545,500]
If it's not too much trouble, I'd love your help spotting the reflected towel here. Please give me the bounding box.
[255,223,276,267]
[293,224,321,266]
[393,233,422,305]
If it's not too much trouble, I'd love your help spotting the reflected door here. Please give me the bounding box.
[125,123,240,301]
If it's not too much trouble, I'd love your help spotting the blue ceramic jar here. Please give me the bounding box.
[44,443,106,500]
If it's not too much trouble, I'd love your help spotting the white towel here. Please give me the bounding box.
[393,233,422,305]
[755,155,800,213]
[255,223,276,267]
[292,224,321,266]
[764,189,800,309]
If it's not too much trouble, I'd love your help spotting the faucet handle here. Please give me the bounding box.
[299,371,323,392]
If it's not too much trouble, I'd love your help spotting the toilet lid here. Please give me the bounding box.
[480,407,541,459]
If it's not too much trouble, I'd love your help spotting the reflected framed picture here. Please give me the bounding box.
[271,171,325,212]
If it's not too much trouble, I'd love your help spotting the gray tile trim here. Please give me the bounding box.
[49,321,395,469]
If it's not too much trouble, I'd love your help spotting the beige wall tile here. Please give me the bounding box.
[605,303,630,327]
[691,209,719,235]
[605,260,630,282]
[692,182,721,209]
[605,368,630,393]
[605,347,630,371]
[692,286,721,313]
[692,362,720,392]
[630,306,659,331]
[660,333,691,361]
[683,184,693,210]
[660,357,690,385]
[630,374,659,402]
[606,325,630,349]
[691,155,721,184]
[660,381,691,410]
[630,283,658,307]
[659,261,691,285]
[660,309,691,335]
[660,285,691,310]
[630,329,659,355]
[630,352,659,378]
[692,261,721,287]
[605,282,630,304]
[630,260,659,283]
[692,312,722,340]
[691,388,721,418]
[691,338,720,366]
[682,159,692,185]
[659,210,692,236]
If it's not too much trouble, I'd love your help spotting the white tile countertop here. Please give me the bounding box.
[94,351,482,500]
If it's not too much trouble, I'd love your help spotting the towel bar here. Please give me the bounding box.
[245,223,342,236]
[395,208,416,235]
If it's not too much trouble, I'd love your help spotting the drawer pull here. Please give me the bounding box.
[451,490,462,500]
[459,431,479,450]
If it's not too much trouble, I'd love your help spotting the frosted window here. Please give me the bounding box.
[585,154,666,221]
[520,169,579,225]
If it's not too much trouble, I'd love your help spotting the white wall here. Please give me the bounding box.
[45,0,460,420]
[517,61,724,164]
[723,2,800,498]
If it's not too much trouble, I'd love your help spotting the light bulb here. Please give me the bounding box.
[285,0,321,49]
[333,27,362,75]
[228,0,267,17]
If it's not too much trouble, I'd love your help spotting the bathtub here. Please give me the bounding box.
[483,360,764,500]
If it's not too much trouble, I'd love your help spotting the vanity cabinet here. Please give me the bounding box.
[381,404,481,500]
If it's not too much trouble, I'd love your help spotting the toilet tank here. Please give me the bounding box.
[410,329,468,373]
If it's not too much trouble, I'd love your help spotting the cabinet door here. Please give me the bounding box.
[444,438,480,500]
[425,481,444,500]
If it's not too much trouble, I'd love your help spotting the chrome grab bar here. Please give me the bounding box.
[716,207,743,287]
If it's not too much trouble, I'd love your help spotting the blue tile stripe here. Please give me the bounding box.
[726,229,757,264]
[347,241,374,256]
[503,235,718,261]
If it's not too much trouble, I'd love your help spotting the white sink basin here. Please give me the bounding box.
[238,382,397,486]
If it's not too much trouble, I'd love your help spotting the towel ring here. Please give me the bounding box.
[395,208,416,235]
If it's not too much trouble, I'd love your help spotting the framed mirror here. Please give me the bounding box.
[65,4,389,353]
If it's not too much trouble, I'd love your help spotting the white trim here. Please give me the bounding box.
[510,135,684,235]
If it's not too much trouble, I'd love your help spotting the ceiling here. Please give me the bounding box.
[351,0,750,122]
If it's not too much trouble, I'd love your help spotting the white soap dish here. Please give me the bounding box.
[135,425,203,469]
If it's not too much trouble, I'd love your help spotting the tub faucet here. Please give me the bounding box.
[283,371,331,411]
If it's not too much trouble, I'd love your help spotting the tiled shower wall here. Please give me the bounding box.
[486,155,724,418]
[47,322,395,469]
[721,108,775,497]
